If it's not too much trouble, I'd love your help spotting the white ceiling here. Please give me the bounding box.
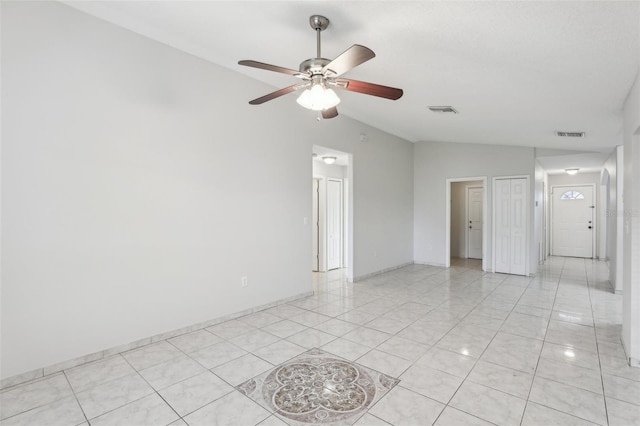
[536,150,611,175]
[64,1,639,169]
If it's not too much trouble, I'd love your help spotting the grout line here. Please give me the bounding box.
[520,256,564,426]
[585,257,611,426]
[61,371,90,425]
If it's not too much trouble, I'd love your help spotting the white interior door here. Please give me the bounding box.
[494,177,528,275]
[510,178,527,275]
[495,179,512,274]
[552,185,594,258]
[467,186,483,259]
[326,179,343,270]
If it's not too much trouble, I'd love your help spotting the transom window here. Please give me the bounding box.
[560,190,585,200]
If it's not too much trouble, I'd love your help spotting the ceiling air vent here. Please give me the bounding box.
[555,131,585,138]
[429,106,458,114]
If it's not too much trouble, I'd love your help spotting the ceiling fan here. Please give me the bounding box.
[238,15,403,119]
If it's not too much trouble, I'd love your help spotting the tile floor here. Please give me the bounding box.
[1,257,640,425]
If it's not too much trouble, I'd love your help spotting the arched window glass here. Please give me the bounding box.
[560,190,585,200]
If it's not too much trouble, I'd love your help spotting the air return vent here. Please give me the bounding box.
[429,106,458,114]
[555,131,585,138]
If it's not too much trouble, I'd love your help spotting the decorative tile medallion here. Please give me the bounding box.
[237,349,399,425]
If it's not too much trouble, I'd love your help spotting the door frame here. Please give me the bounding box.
[312,178,320,271]
[543,180,548,262]
[492,175,531,276]
[312,176,327,271]
[465,185,484,259]
[445,176,488,271]
[326,178,343,270]
[550,183,596,258]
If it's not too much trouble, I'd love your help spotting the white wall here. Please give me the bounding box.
[414,141,535,273]
[548,171,601,187]
[622,69,640,366]
[534,160,547,265]
[601,147,624,292]
[316,124,414,278]
[1,2,414,380]
[450,180,482,258]
[312,161,347,180]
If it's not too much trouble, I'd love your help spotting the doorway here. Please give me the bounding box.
[312,146,353,280]
[446,177,488,271]
[551,184,595,258]
[466,186,483,259]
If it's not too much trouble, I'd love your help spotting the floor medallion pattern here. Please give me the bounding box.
[237,349,400,425]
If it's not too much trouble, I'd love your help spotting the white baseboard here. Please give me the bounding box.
[413,260,446,268]
[353,262,415,282]
[0,290,313,391]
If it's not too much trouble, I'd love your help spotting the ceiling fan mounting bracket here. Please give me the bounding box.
[309,15,329,31]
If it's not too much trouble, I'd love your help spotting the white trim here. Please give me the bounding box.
[352,261,415,282]
[445,176,488,272]
[312,175,326,271]
[312,177,320,272]
[326,178,344,270]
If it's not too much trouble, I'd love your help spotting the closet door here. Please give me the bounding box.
[495,179,512,274]
[509,178,527,275]
[494,178,528,275]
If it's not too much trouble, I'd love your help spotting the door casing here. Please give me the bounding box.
[326,178,343,270]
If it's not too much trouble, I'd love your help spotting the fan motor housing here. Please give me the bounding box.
[299,58,331,74]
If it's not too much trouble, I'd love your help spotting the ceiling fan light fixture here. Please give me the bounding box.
[239,15,402,118]
[296,84,340,111]
[565,168,579,175]
[322,156,337,165]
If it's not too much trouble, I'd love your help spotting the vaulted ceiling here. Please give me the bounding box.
[64,1,639,171]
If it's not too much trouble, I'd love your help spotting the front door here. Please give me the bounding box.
[467,186,483,259]
[552,185,594,258]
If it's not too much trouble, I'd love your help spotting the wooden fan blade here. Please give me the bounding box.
[239,60,304,78]
[322,107,338,119]
[248,84,307,105]
[334,78,403,100]
[322,45,375,77]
